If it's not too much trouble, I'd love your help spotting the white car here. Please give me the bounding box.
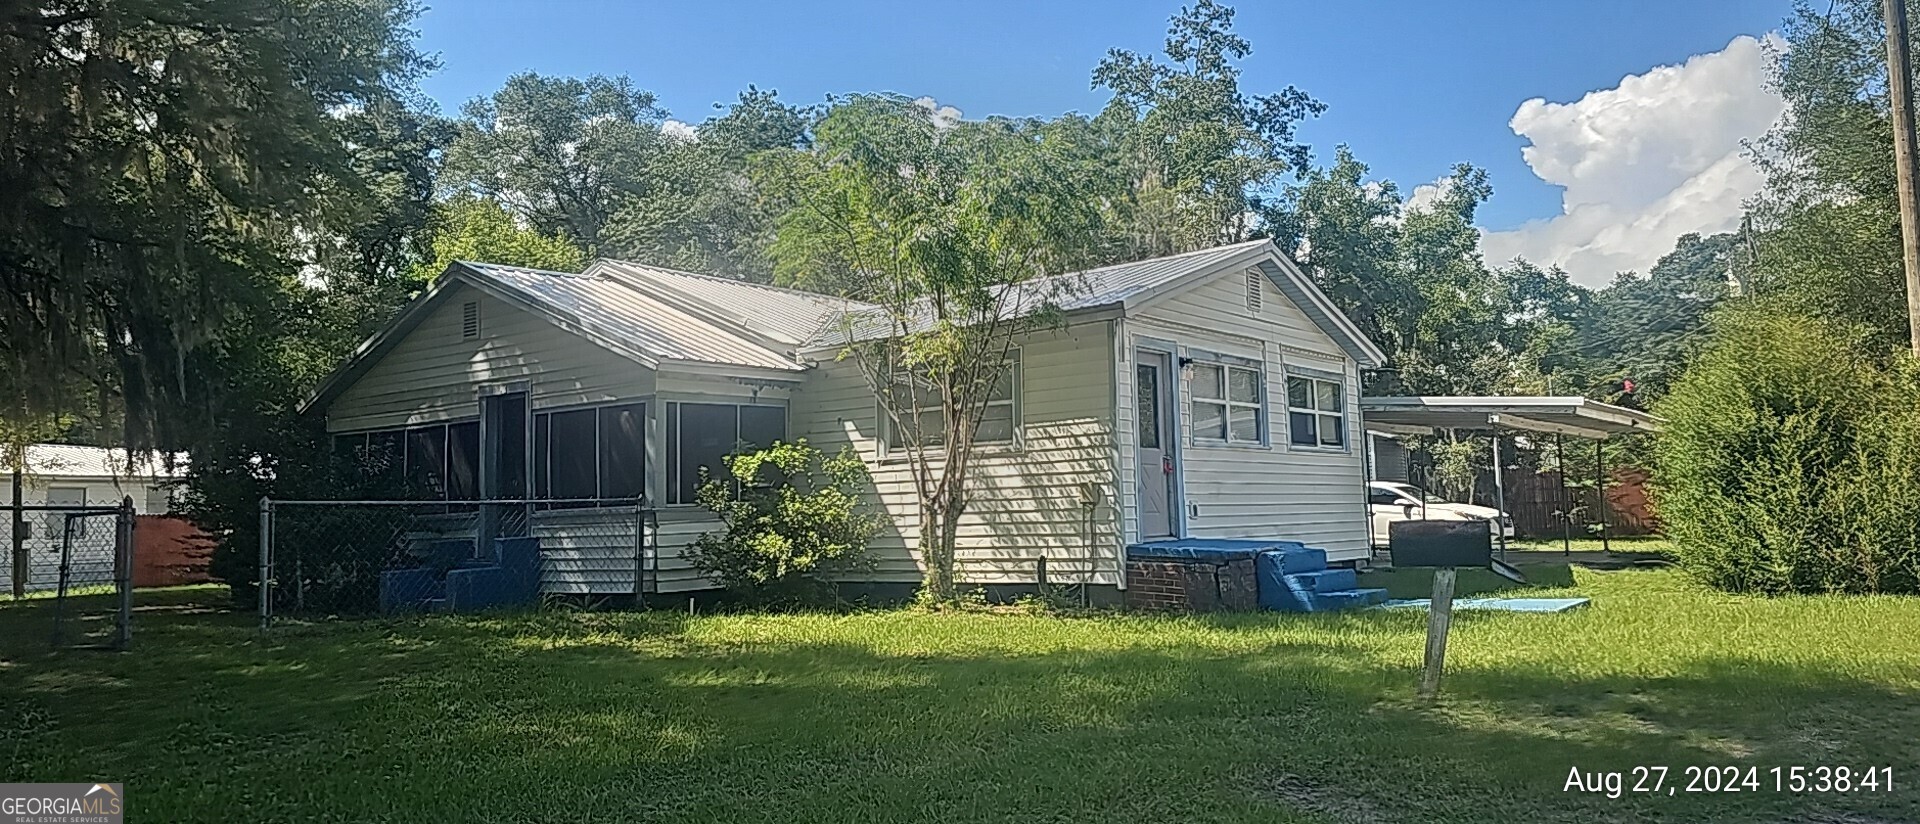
[1368,481,1515,547]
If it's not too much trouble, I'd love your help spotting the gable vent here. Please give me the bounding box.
[1245,269,1263,314]
[461,300,480,339]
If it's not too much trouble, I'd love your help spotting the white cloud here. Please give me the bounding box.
[912,96,963,129]
[1481,34,1785,285]
[1405,176,1452,214]
[661,119,698,141]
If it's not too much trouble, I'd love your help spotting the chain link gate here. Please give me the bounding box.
[258,498,654,626]
[6,498,135,650]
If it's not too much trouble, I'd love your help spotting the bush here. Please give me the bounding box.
[1654,307,1920,594]
[685,440,878,606]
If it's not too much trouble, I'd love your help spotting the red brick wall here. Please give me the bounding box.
[1124,558,1258,612]
[133,515,214,587]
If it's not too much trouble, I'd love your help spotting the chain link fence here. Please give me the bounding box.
[6,500,134,650]
[259,498,654,626]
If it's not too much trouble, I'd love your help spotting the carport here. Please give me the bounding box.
[1358,396,1663,557]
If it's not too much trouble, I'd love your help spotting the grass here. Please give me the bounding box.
[2,571,1916,823]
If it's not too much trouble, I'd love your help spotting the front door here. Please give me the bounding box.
[1135,352,1177,539]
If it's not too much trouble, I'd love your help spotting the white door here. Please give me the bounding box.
[1135,353,1176,539]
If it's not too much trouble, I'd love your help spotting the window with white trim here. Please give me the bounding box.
[882,352,1020,452]
[1190,361,1264,444]
[1287,375,1346,448]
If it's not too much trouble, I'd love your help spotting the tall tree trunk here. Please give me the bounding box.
[918,492,961,600]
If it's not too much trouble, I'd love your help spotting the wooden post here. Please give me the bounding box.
[1418,567,1458,700]
[1883,0,1920,357]
[116,496,133,650]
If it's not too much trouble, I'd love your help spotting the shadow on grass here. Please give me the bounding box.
[2,587,1914,824]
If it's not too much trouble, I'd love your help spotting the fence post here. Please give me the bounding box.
[116,496,134,650]
[258,497,271,631]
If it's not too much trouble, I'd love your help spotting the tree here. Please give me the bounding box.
[762,95,1105,601]
[602,87,817,282]
[1656,306,1920,594]
[1,0,433,450]
[441,73,671,254]
[1266,147,1415,359]
[1094,0,1324,257]
[1748,0,1913,352]
[411,196,587,281]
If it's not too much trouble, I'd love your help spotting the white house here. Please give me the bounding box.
[302,238,1386,598]
[9,444,183,592]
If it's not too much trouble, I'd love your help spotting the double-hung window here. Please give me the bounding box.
[1286,374,1346,448]
[1189,360,1264,445]
[883,352,1020,453]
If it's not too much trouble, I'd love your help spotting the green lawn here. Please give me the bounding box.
[2,570,1915,823]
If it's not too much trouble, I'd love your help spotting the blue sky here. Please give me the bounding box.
[414,1,1795,284]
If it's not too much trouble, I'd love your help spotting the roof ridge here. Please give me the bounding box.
[1051,238,1273,279]
[595,259,854,303]
[452,260,593,279]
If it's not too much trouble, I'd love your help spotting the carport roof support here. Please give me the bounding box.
[1358,396,1660,440]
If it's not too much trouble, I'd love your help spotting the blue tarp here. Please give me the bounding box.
[1126,538,1308,562]
[1382,597,1590,613]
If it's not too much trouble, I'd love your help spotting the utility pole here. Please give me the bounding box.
[1883,0,1920,356]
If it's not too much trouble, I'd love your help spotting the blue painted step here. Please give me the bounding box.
[1313,587,1390,611]
[1286,569,1357,593]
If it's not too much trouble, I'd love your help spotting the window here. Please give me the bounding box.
[1190,360,1264,444]
[1368,487,1404,506]
[1135,363,1161,450]
[45,487,86,538]
[666,402,787,504]
[884,354,1020,452]
[461,300,480,339]
[1287,375,1346,448]
[532,402,648,505]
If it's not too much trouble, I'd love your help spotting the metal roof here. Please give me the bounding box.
[1043,237,1277,311]
[803,239,1386,367]
[473,263,803,372]
[1360,396,1662,439]
[592,260,871,347]
[18,444,184,480]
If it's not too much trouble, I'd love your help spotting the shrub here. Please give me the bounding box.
[1654,307,1920,594]
[686,440,878,606]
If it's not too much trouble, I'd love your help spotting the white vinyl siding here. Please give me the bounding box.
[327,285,658,433]
[793,323,1122,588]
[1116,267,1370,561]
